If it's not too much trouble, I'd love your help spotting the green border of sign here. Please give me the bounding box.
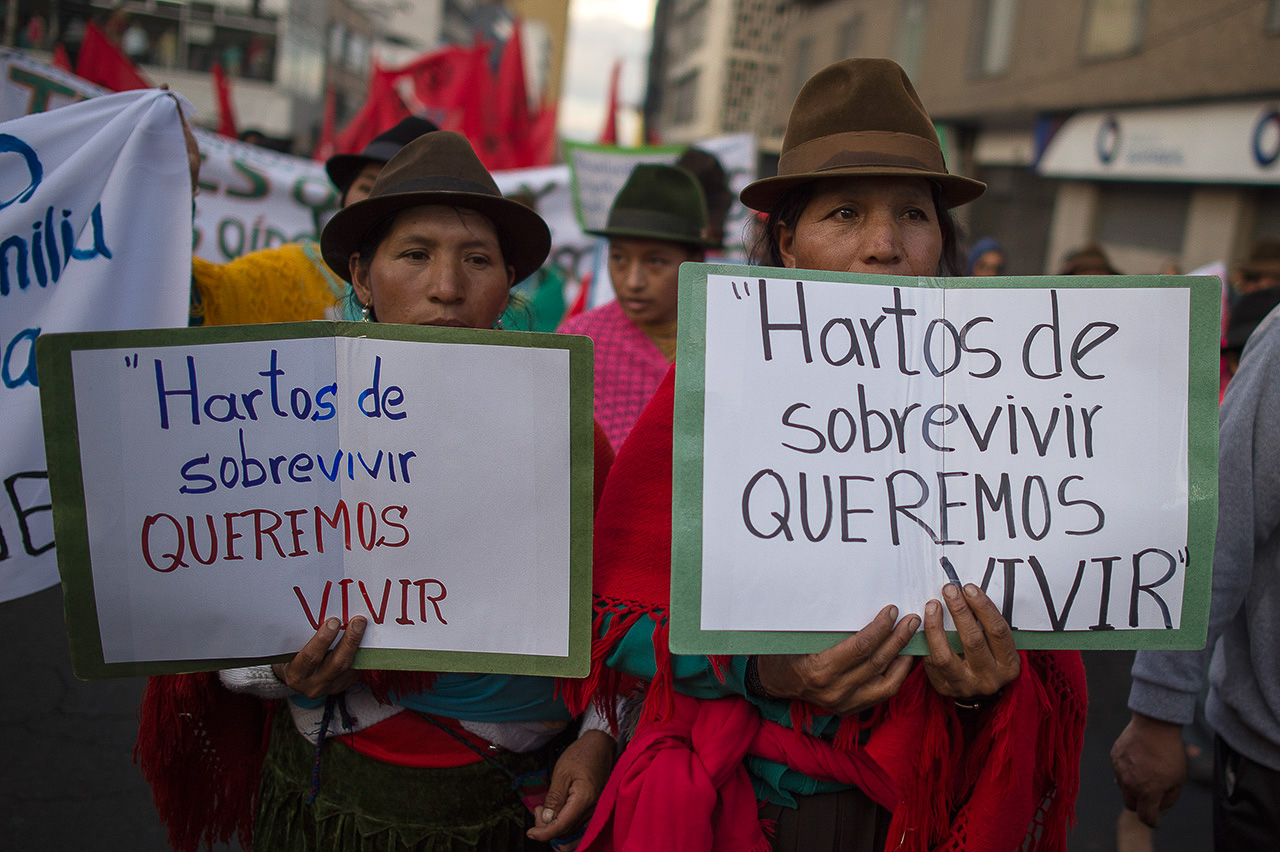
[37,321,595,679]
[670,264,1219,654]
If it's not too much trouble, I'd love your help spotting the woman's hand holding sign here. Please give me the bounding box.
[754,586,1018,715]
[922,583,1020,701]
[272,616,367,699]
[756,604,921,716]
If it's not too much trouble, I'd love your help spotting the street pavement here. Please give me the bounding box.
[3,585,1211,850]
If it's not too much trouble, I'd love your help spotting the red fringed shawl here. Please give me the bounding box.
[562,367,1087,852]
[137,423,617,852]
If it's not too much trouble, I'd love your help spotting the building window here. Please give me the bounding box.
[894,0,927,79]
[673,0,708,54]
[732,0,783,52]
[328,23,346,64]
[721,57,764,132]
[1081,0,1146,59]
[972,0,1017,76]
[345,31,368,74]
[669,69,700,127]
[791,36,815,100]
[837,14,863,60]
[1268,0,1280,33]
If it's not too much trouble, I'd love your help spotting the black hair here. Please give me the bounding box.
[748,181,964,275]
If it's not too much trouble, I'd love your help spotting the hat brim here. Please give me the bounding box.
[583,224,719,250]
[739,165,986,213]
[321,190,552,285]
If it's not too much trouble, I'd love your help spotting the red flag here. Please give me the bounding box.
[495,19,529,168]
[76,21,151,91]
[52,43,73,72]
[451,39,504,170]
[562,271,592,322]
[597,60,621,145]
[526,98,559,167]
[211,61,238,138]
[313,80,338,161]
[398,44,476,115]
[333,65,410,155]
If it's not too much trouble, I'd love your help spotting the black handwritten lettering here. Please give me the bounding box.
[741,469,793,540]
[758,280,812,363]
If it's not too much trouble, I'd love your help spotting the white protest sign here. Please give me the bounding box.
[39,324,594,677]
[0,89,191,603]
[671,267,1220,652]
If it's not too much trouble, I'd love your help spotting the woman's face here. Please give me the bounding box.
[776,176,943,276]
[607,237,695,328]
[972,249,1005,276]
[350,205,514,328]
[342,163,383,207]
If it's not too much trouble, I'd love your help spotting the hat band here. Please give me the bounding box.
[779,130,947,178]
[379,175,500,198]
[607,208,704,243]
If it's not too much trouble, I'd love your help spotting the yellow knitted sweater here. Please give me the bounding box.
[191,241,348,326]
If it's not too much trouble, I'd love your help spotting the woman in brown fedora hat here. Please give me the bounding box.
[190,116,442,327]
[139,131,616,852]
[567,59,1085,852]
[559,163,717,449]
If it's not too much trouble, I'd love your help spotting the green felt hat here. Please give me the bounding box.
[740,58,985,212]
[587,163,718,250]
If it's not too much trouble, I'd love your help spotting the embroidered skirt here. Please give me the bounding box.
[254,711,545,852]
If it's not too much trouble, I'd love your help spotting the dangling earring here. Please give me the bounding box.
[361,303,371,322]
[493,317,503,330]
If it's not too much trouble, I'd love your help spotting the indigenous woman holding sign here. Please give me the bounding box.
[189,117,438,326]
[566,59,1087,851]
[138,132,616,852]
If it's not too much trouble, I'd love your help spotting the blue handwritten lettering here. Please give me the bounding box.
[1,203,113,297]
[2,327,38,388]
[0,134,41,210]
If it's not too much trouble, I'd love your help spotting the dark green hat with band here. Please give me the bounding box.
[586,163,718,249]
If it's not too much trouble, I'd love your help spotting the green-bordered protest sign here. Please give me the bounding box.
[670,264,1220,654]
[38,322,595,679]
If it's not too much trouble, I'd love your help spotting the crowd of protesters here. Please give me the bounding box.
[12,34,1280,850]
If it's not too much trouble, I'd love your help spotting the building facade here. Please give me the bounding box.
[9,0,376,151]
[645,0,794,146]
[746,0,1280,274]
[9,0,566,155]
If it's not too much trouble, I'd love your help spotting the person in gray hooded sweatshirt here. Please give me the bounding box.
[1112,301,1280,846]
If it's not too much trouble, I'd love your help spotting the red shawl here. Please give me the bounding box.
[136,422,617,852]
[563,367,1087,852]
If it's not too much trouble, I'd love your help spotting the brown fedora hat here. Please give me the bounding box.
[321,131,551,284]
[739,58,985,212]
